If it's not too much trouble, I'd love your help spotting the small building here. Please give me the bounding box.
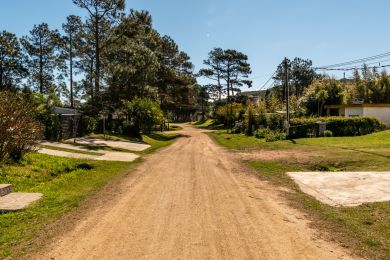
[52,107,81,140]
[324,104,390,125]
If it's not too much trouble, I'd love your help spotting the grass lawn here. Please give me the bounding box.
[192,119,225,130]
[209,130,390,260]
[0,132,181,259]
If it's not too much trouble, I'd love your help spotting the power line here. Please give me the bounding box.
[259,71,276,90]
[315,63,390,71]
[315,51,390,69]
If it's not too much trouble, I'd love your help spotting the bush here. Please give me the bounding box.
[266,113,285,131]
[28,92,62,140]
[323,130,333,137]
[254,128,272,139]
[290,116,386,139]
[81,116,97,135]
[245,104,256,136]
[265,130,287,142]
[0,91,43,162]
[215,102,245,124]
[122,98,165,134]
[44,115,62,141]
[122,122,140,137]
[232,121,244,134]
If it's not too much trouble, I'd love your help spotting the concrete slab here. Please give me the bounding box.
[0,192,43,212]
[37,148,139,162]
[40,141,104,154]
[287,172,390,207]
[97,152,139,162]
[0,184,12,197]
[68,137,150,151]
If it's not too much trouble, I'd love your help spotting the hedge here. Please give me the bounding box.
[289,116,386,139]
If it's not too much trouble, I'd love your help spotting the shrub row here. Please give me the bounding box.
[289,116,386,138]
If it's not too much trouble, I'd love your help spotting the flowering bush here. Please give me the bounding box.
[0,91,43,162]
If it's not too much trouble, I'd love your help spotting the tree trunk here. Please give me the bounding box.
[90,59,94,103]
[69,31,74,108]
[94,16,100,104]
[39,36,43,94]
[226,64,231,133]
[0,61,3,89]
[217,73,221,101]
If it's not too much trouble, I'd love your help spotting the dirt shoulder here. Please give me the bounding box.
[31,125,356,260]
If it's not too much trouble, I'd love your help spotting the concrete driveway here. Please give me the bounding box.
[288,171,390,207]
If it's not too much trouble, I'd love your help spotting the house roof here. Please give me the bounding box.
[240,90,267,97]
[324,104,390,109]
[52,106,81,116]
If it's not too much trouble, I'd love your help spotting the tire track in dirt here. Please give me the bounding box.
[32,125,356,260]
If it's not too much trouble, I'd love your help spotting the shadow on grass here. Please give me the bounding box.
[145,133,189,141]
[341,147,390,160]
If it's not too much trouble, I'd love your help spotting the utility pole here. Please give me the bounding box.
[284,58,290,138]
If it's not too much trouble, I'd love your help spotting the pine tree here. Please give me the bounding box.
[0,30,27,90]
[72,0,125,103]
[21,23,61,94]
[62,15,83,107]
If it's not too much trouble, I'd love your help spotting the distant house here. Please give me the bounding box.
[240,90,266,104]
[324,104,390,125]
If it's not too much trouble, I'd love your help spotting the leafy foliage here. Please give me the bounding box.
[122,98,165,134]
[0,91,43,162]
[215,102,245,124]
[300,78,344,116]
[81,116,97,134]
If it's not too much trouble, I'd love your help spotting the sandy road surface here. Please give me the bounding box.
[34,125,355,260]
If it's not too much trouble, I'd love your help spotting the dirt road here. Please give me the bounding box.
[34,125,355,260]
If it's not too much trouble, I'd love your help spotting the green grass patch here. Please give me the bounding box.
[209,130,390,259]
[0,131,180,259]
[139,132,182,155]
[193,119,225,130]
[0,153,134,258]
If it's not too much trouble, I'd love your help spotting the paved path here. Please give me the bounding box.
[33,125,355,260]
[66,137,150,151]
[38,142,140,162]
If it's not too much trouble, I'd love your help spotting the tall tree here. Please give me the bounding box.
[21,23,61,94]
[72,0,125,102]
[197,85,209,121]
[274,57,318,100]
[199,48,224,101]
[219,49,252,130]
[106,10,160,103]
[0,31,27,90]
[62,15,83,107]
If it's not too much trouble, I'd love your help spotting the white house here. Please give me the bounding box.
[324,104,390,125]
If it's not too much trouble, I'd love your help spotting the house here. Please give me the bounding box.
[324,104,390,125]
[240,90,267,105]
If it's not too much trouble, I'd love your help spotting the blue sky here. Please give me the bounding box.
[1,0,390,90]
